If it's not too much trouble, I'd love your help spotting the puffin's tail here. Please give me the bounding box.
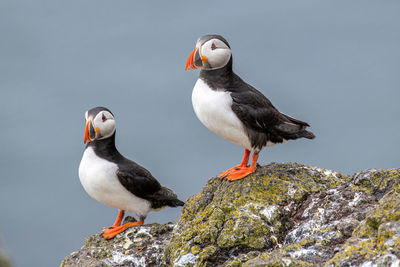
[150,186,185,209]
[277,113,316,140]
[166,198,185,207]
[299,129,315,139]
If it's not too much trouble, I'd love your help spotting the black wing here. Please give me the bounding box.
[116,158,162,199]
[230,76,314,146]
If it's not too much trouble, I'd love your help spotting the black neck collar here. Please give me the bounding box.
[86,132,123,162]
[199,57,234,90]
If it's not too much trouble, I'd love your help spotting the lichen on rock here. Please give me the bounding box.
[164,162,349,266]
[61,163,400,267]
[326,181,400,266]
[61,221,175,267]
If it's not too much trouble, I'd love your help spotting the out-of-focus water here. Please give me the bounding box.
[0,1,399,266]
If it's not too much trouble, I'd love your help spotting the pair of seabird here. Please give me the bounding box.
[78,34,314,239]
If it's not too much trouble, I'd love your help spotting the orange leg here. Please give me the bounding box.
[225,153,259,181]
[100,210,144,239]
[112,210,125,227]
[219,149,250,179]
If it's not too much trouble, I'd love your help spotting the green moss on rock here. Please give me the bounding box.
[62,164,400,267]
[243,250,314,267]
[351,169,400,196]
[165,163,348,266]
[61,223,175,267]
[326,184,400,266]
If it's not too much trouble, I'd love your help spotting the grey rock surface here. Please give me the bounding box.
[61,163,400,267]
[61,221,174,267]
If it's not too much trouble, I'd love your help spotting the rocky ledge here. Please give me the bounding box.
[61,163,400,267]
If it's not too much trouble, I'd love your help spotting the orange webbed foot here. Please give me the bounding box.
[219,149,251,179]
[220,151,258,181]
[224,167,255,181]
[100,221,144,239]
[219,165,245,179]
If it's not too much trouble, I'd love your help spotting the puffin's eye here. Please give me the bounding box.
[102,114,107,122]
[211,43,217,50]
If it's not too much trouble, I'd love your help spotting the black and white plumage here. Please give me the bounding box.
[186,34,315,181]
[79,107,184,238]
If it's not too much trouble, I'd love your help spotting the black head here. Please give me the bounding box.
[197,34,230,49]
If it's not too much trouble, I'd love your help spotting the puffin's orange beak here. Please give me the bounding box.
[83,119,96,144]
[185,47,198,70]
[185,45,208,70]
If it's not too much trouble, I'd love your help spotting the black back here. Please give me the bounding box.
[200,56,315,150]
[87,133,161,197]
[86,133,184,208]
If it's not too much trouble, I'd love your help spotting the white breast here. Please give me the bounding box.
[192,78,252,150]
[78,147,151,219]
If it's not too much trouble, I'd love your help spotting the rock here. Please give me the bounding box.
[326,172,400,266]
[61,223,175,267]
[61,163,400,266]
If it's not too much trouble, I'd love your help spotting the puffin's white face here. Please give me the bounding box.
[84,110,116,143]
[185,36,232,71]
[199,39,231,70]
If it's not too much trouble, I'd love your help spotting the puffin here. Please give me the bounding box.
[185,34,315,181]
[78,106,184,239]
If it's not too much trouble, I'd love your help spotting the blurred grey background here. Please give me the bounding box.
[0,1,399,266]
